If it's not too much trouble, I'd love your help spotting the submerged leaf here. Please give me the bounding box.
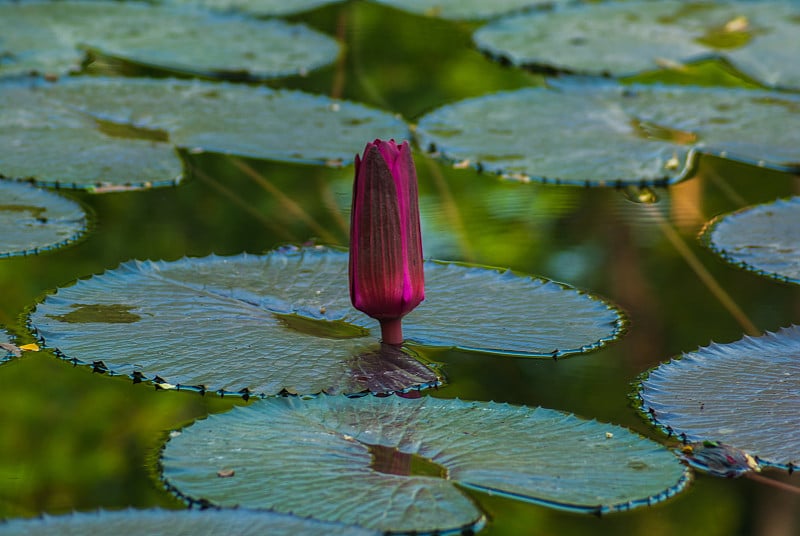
[474,0,800,89]
[678,441,759,478]
[0,180,86,257]
[162,396,689,533]
[702,197,800,285]
[29,247,622,396]
[639,326,800,470]
[0,508,380,536]
[0,1,338,79]
[416,83,800,186]
[0,77,408,190]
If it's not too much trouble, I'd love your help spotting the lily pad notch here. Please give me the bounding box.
[161,395,691,534]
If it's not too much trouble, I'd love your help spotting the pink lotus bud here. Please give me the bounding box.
[349,139,424,345]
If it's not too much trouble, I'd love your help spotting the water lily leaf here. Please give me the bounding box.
[29,247,622,394]
[0,1,338,79]
[164,0,343,17]
[162,395,690,533]
[639,326,800,470]
[0,508,380,536]
[0,77,408,190]
[373,0,567,20]
[0,180,86,257]
[415,83,800,186]
[474,0,800,89]
[702,197,800,285]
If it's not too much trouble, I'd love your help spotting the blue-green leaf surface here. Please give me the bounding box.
[702,197,800,285]
[29,247,622,396]
[164,0,343,16]
[474,0,800,89]
[0,181,86,257]
[639,326,800,469]
[162,396,690,533]
[0,77,408,190]
[373,0,567,20]
[0,1,338,79]
[0,508,379,536]
[416,83,800,186]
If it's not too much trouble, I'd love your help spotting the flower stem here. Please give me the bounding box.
[379,318,404,345]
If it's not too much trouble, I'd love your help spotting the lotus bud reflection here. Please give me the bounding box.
[349,139,424,345]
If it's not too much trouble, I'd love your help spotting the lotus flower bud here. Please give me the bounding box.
[349,139,424,345]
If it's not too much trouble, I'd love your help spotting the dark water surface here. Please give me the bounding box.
[0,2,798,534]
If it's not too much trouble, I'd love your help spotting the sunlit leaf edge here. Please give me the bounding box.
[634,326,800,472]
[700,196,800,286]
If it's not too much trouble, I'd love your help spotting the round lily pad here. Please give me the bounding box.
[0,1,339,79]
[702,197,800,285]
[0,77,408,190]
[164,0,343,16]
[162,395,690,533]
[29,247,623,395]
[0,180,86,257]
[0,508,380,536]
[639,326,800,470]
[373,0,566,20]
[415,83,800,186]
[474,0,800,89]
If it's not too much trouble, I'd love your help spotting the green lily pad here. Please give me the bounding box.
[474,0,800,89]
[29,247,622,395]
[415,83,800,186]
[373,0,566,20]
[702,197,800,285]
[0,180,86,257]
[639,326,800,470]
[0,0,338,79]
[162,395,690,533]
[0,77,408,190]
[164,0,343,16]
[0,508,380,535]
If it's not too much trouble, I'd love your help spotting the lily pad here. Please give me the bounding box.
[639,326,800,470]
[164,0,343,16]
[702,197,800,285]
[29,247,622,395]
[0,77,408,190]
[162,395,690,533]
[0,0,338,79]
[373,0,566,20]
[473,0,800,89]
[0,508,380,535]
[415,83,800,186]
[0,180,86,257]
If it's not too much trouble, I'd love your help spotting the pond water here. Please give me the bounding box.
[0,2,798,535]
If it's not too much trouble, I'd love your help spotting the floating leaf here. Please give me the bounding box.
[0,1,338,79]
[0,508,380,536]
[29,247,622,395]
[0,180,86,257]
[415,83,800,186]
[702,197,800,285]
[473,0,800,89]
[639,326,800,470]
[0,77,408,190]
[164,0,343,16]
[373,0,566,20]
[162,395,690,533]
